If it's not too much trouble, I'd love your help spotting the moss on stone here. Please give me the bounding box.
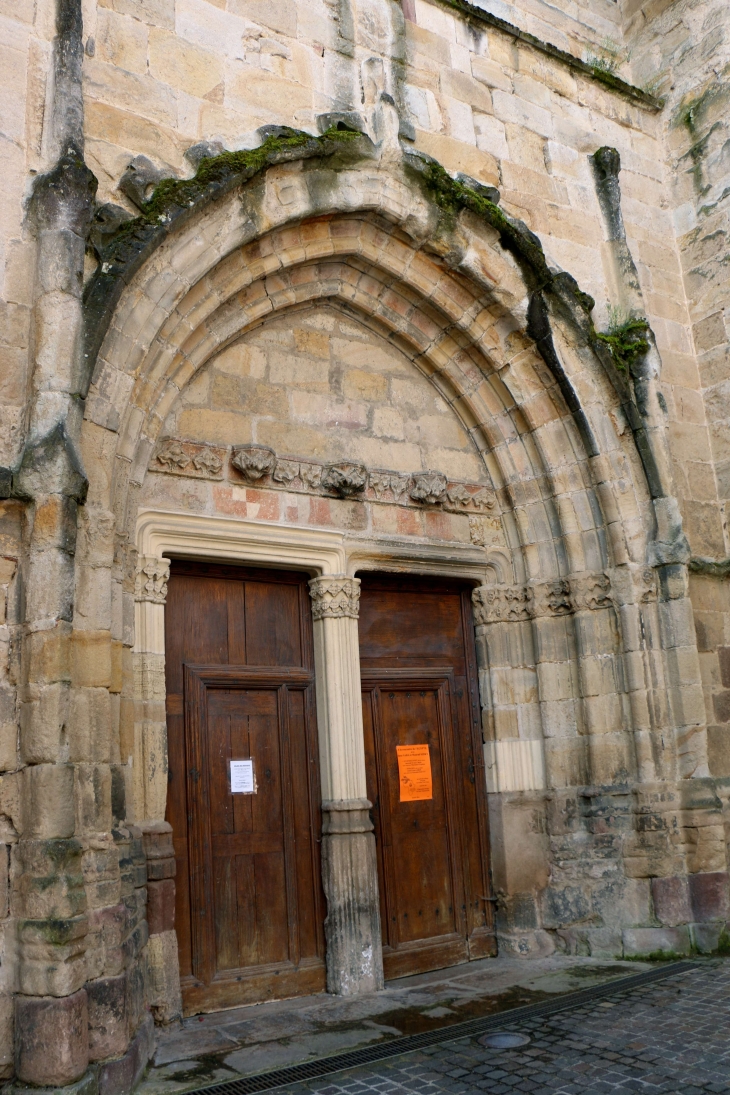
[593,315,650,374]
[110,127,363,245]
[716,929,730,956]
[416,157,552,288]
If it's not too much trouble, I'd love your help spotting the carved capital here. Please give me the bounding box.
[231,445,275,481]
[472,583,533,624]
[308,576,361,620]
[531,579,572,618]
[410,471,447,504]
[571,571,612,611]
[135,556,170,604]
[322,462,367,497]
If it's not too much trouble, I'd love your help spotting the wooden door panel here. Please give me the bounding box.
[206,687,289,974]
[359,576,496,980]
[362,674,467,976]
[244,580,303,667]
[165,563,325,1015]
[377,684,461,944]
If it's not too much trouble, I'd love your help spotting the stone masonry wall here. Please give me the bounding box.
[1,0,730,1089]
[623,0,730,799]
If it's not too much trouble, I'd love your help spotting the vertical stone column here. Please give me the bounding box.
[133,557,182,1024]
[133,556,170,823]
[308,577,383,996]
[472,584,553,957]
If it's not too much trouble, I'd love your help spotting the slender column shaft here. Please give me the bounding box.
[309,576,383,994]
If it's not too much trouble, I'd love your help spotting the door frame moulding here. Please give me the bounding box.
[132,506,519,996]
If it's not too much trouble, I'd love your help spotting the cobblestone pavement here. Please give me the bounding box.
[274,960,730,1095]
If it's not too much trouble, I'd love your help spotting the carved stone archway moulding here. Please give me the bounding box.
[89,141,710,996]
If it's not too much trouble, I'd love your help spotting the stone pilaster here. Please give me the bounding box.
[308,576,384,995]
[133,556,170,822]
[132,560,182,1024]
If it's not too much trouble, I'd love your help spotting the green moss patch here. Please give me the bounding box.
[594,313,650,374]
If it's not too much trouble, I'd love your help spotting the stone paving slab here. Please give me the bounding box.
[140,956,655,1094]
[271,960,730,1095]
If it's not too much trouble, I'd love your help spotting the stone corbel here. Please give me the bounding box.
[308,576,384,995]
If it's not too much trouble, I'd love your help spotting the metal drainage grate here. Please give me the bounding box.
[180,961,697,1095]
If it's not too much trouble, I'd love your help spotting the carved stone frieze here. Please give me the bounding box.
[531,579,572,617]
[153,439,225,478]
[308,576,361,619]
[299,463,322,490]
[473,571,614,624]
[571,572,612,611]
[321,462,368,497]
[409,471,447,505]
[152,437,499,515]
[230,445,276,481]
[272,459,300,485]
[369,470,409,501]
[191,448,224,475]
[473,584,533,624]
[135,556,171,604]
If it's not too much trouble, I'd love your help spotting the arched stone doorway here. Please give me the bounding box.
[77,144,712,1019]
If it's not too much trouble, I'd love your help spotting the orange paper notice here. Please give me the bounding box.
[396,744,433,802]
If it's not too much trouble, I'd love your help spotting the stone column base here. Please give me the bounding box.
[321,799,384,996]
[6,1015,154,1095]
[16,990,89,1087]
[5,1066,99,1095]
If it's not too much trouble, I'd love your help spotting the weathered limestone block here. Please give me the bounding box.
[622,926,691,957]
[146,931,182,1024]
[75,765,112,835]
[20,764,75,839]
[11,839,86,921]
[97,1012,154,1095]
[15,990,89,1087]
[68,688,113,764]
[146,879,174,935]
[688,871,729,921]
[652,875,692,926]
[87,972,128,1061]
[19,683,69,765]
[18,917,87,997]
[0,993,13,1079]
[85,903,126,983]
[82,835,122,912]
[139,817,178,1001]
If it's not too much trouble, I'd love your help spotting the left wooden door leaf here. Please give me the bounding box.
[164,563,325,1015]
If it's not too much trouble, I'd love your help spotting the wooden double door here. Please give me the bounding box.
[166,563,494,1014]
[360,574,496,979]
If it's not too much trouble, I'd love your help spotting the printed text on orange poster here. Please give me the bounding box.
[396,744,433,802]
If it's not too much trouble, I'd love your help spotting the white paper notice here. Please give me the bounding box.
[230,758,256,794]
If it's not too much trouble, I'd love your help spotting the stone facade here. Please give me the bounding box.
[1,0,730,1089]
